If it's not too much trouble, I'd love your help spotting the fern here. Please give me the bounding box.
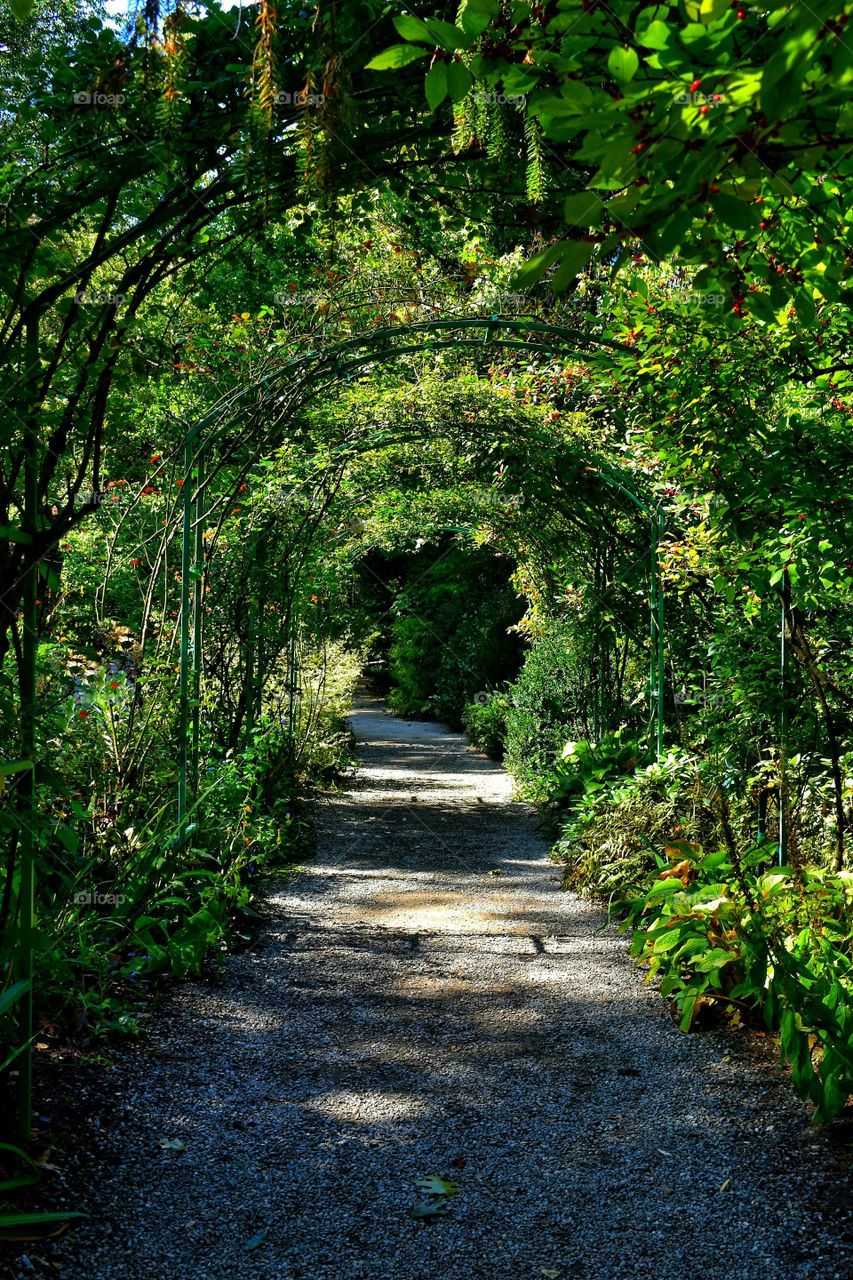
[524,113,545,204]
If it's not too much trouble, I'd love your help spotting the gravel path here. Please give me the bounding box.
[44,694,853,1280]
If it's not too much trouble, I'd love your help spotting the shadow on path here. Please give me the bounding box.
[46,694,853,1280]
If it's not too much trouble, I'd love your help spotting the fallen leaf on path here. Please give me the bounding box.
[243,1228,268,1251]
[656,1148,672,1157]
[415,1176,459,1197]
[719,1178,731,1192]
[158,1138,186,1151]
[410,1200,451,1219]
[541,1270,562,1278]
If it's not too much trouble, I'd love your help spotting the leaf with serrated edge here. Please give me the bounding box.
[415,1175,460,1196]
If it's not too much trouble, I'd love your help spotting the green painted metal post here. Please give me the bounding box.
[653,511,665,760]
[191,454,205,793]
[17,401,38,1143]
[245,594,256,746]
[779,570,790,866]
[177,440,193,844]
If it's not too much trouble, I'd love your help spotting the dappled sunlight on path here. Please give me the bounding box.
[50,693,853,1280]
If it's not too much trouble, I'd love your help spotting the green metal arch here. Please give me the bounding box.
[176,317,665,838]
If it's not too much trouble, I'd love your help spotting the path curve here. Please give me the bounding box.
[47,694,853,1280]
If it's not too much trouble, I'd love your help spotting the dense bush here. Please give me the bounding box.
[503,616,597,800]
[551,748,718,895]
[387,547,523,727]
[462,692,509,760]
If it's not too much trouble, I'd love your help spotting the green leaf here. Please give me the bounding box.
[0,1211,89,1237]
[392,15,433,42]
[608,46,639,83]
[410,1200,452,1218]
[9,0,35,18]
[424,18,475,50]
[711,192,761,230]
[0,979,31,1018]
[366,45,430,71]
[652,927,683,952]
[511,243,564,289]
[551,239,595,292]
[55,824,79,854]
[425,63,449,112]
[794,289,816,325]
[243,1228,268,1251]
[636,20,670,49]
[679,996,696,1030]
[415,1175,460,1196]
[564,191,602,226]
[685,0,728,23]
[459,0,499,37]
[447,62,474,104]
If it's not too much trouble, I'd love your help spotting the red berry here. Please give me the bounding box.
[700,105,710,115]
[689,78,702,91]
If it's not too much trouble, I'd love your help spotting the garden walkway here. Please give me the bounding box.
[46,694,853,1280]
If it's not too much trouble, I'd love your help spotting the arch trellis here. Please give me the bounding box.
[8,317,664,1140]
[174,317,666,841]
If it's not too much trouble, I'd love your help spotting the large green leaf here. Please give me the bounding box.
[425,63,449,112]
[608,46,640,83]
[447,62,474,104]
[392,15,432,43]
[366,45,430,71]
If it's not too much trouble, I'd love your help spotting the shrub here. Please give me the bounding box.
[462,692,509,759]
[551,747,717,895]
[619,843,853,1124]
[503,615,596,798]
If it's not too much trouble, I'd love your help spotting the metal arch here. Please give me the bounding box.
[175,316,666,840]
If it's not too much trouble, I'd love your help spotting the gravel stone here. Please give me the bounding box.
[40,693,853,1280]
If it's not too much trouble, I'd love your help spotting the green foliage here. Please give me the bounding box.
[552,748,720,894]
[386,545,523,727]
[463,692,509,760]
[547,728,646,812]
[503,615,625,800]
[388,0,853,310]
[620,845,853,1125]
